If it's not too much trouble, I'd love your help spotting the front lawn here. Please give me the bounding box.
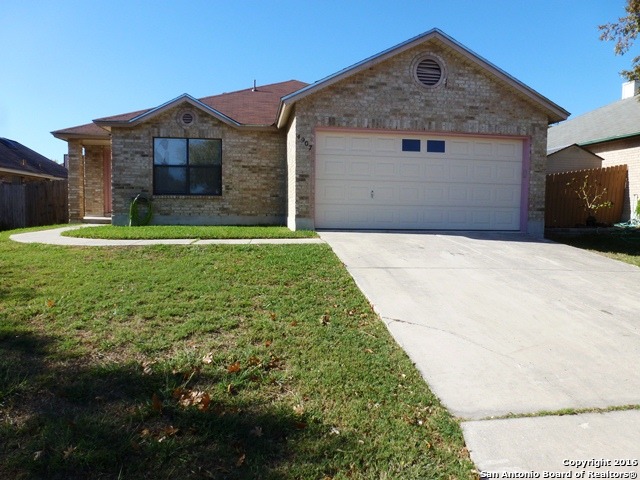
[546,228,640,268]
[63,225,317,240]
[0,228,475,479]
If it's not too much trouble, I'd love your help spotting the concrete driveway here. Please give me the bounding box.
[320,231,640,476]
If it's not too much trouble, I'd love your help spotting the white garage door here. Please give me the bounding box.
[315,131,523,230]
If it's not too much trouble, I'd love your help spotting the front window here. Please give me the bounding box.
[153,138,222,195]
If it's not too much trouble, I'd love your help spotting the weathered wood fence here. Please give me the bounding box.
[0,181,68,230]
[545,165,627,228]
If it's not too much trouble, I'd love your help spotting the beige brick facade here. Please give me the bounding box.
[287,40,550,234]
[67,141,84,220]
[110,107,287,225]
[83,145,110,216]
[587,138,640,220]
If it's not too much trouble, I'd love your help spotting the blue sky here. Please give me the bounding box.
[0,0,632,162]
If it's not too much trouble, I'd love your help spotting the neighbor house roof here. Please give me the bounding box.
[0,138,67,179]
[547,94,640,150]
[277,28,569,128]
[547,143,604,158]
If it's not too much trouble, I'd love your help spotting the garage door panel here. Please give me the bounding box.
[321,159,347,176]
[315,132,523,230]
[373,161,396,176]
[424,186,446,202]
[373,137,397,154]
[399,187,420,203]
[321,135,347,152]
[425,164,447,180]
[448,141,469,156]
[496,142,519,159]
[495,186,520,204]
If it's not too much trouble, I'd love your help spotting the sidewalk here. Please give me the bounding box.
[9,225,326,246]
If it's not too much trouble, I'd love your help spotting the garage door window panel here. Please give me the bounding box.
[427,140,446,153]
[402,139,421,152]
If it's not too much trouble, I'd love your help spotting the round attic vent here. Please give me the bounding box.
[413,55,445,88]
[181,112,194,125]
[177,109,197,127]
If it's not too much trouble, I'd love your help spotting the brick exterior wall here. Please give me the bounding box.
[83,145,107,216]
[287,40,550,234]
[110,106,287,225]
[67,141,84,221]
[587,138,640,220]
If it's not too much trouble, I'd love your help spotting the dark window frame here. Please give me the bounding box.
[152,137,222,196]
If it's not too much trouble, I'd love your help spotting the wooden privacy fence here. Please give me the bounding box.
[0,180,68,230]
[545,165,627,228]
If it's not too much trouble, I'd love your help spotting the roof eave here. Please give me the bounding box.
[0,167,66,180]
[51,131,111,142]
[579,131,640,147]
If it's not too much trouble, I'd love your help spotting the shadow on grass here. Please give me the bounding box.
[546,230,640,257]
[0,330,352,480]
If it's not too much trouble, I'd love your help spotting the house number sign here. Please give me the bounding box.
[296,134,313,151]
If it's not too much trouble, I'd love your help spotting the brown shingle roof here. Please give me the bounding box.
[95,79,308,126]
[53,80,308,140]
[51,122,109,139]
[200,80,308,125]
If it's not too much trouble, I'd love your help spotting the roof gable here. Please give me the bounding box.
[93,80,309,130]
[548,95,640,149]
[94,94,241,129]
[277,28,569,127]
[0,138,67,179]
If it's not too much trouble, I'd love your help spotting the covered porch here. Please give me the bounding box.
[52,124,112,223]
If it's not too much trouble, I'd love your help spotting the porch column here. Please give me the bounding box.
[67,141,84,221]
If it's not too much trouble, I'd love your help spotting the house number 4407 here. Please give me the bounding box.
[296,134,313,151]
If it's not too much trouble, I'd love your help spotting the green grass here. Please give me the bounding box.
[62,225,317,240]
[546,228,640,268]
[0,227,474,479]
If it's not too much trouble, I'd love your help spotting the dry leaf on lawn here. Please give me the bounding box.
[151,393,163,413]
[227,361,241,373]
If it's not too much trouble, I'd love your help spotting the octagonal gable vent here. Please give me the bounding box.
[416,58,442,87]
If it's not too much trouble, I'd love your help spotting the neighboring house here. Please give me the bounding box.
[52,29,568,235]
[547,80,640,220]
[0,137,67,183]
[546,144,603,175]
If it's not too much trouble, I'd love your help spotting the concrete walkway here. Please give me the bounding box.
[320,231,640,478]
[9,225,326,246]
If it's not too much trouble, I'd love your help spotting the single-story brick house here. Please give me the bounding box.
[53,29,568,235]
[548,80,640,221]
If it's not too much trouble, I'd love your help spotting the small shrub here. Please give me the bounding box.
[567,174,613,226]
